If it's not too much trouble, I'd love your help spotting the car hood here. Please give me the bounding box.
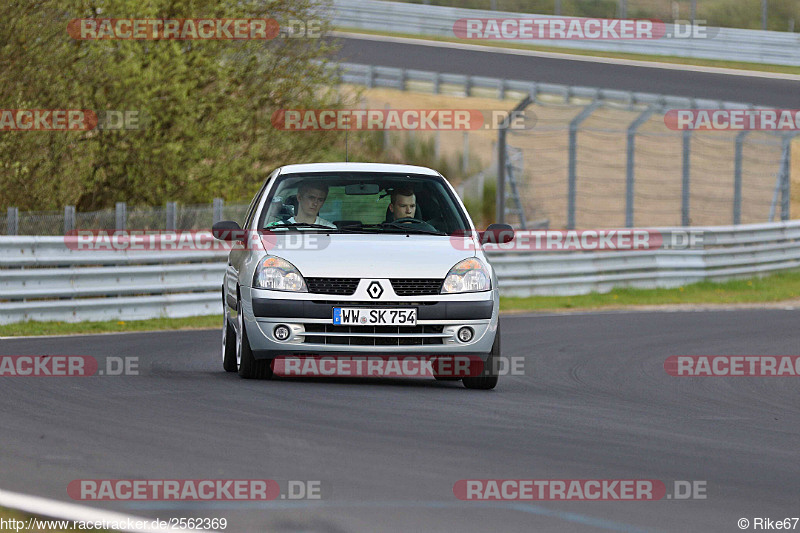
[260,233,478,278]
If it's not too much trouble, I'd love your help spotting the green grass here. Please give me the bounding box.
[501,270,800,311]
[335,27,800,76]
[2,271,798,337]
[0,315,220,337]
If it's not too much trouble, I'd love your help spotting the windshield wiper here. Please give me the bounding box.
[346,223,447,236]
[266,222,336,231]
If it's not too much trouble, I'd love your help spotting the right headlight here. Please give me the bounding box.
[253,255,307,292]
[441,258,491,293]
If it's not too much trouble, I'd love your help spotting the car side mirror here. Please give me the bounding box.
[212,220,245,241]
[480,223,514,245]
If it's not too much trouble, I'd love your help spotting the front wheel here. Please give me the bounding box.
[462,323,500,390]
[222,301,237,372]
[236,300,273,380]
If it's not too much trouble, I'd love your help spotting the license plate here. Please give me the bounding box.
[333,308,417,326]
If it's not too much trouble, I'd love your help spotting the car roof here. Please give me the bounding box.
[277,162,440,176]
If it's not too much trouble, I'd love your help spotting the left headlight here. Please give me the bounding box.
[253,255,307,292]
[441,258,491,293]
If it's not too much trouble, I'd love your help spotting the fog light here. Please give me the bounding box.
[457,327,474,343]
[274,325,291,341]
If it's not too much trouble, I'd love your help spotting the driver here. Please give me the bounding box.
[286,180,336,228]
[388,186,417,221]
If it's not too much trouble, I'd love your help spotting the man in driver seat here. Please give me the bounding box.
[388,186,417,222]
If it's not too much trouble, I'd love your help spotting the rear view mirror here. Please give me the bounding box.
[212,220,245,241]
[480,224,514,245]
[345,183,380,195]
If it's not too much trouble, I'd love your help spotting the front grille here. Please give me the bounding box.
[305,277,359,295]
[302,324,445,346]
[390,278,443,296]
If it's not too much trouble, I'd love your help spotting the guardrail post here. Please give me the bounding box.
[399,68,407,91]
[733,130,749,224]
[681,129,691,226]
[64,205,76,234]
[115,202,127,231]
[212,198,224,224]
[166,201,177,230]
[625,107,657,228]
[780,134,793,221]
[464,75,472,97]
[366,65,375,89]
[433,72,441,94]
[567,101,601,229]
[498,79,506,100]
[6,207,18,236]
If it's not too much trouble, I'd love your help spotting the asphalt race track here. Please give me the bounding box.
[1,309,798,532]
[332,35,800,108]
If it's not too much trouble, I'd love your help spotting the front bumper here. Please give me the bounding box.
[241,286,498,360]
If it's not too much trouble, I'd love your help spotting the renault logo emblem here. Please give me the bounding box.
[367,281,384,299]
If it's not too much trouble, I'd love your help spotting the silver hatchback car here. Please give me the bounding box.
[213,163,513,389]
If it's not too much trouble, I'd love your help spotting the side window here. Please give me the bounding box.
[243,169,278,228]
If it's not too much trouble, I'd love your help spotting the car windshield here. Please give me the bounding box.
[257,172,470,235]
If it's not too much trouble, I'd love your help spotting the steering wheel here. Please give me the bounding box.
[390,217,427,224]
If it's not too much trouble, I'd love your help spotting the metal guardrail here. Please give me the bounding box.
[335,61,758,109]
[1,221,799,323]
[329,0,800,67]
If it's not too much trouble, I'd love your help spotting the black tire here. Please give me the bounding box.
[237,301,273,380]
[462,324,500,390]
[431,356,461,381]
[222,315,238,372]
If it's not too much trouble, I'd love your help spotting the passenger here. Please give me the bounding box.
[287,180,335,228]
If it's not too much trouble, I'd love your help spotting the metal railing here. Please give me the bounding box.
[329,0,800,66]
[1,221,798,324]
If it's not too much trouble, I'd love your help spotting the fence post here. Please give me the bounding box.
[733,130,749,224]
[166,201,177,230]
[115,202,127,231]
[567,101,601,229]
[681,129,691,226]
[780,134,793,221]
[625,107,657,228]
[462,131,469,173]
[213,198,224,224]
[64,205,76,234]
[6,207,18,236]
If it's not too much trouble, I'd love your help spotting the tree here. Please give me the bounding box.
[0,0,343,210]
